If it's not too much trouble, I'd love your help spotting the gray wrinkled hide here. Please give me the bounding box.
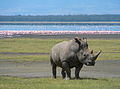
[50,39,80,68]
[50,37,101,79]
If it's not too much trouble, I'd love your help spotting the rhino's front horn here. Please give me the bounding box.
[93,51,101,60]
[91,50,93,54]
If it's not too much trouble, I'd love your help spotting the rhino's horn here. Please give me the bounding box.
[93,51,101,60]
[83,37,87,42]
[91,50,93,54]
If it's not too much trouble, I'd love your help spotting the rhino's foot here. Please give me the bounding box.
[52,76,57,79]
[64,77,71,80]
[62,77,66,79]
[61,69,66,79]
[75,77,81,80]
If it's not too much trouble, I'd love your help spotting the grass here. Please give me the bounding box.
[0,38,120,89]
[0,76,120,89]
[88,39,120,52]
[0,38,65,53]
[0,38,120,61]
[88,39,120,60]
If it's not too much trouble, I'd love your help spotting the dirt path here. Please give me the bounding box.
[0,59,120,78]
[0,52,120,55]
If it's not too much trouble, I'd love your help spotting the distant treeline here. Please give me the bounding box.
[0,15,120,22]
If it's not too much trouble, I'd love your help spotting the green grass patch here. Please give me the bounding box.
[88,39,120,52]
[0,38,66,53]
[0,76,120,89]
[0,38,120,61]
[100,53,120,60]
[0,54,49,61]
[88,39,120,60]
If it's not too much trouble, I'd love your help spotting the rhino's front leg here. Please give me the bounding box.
[52,63,57,78]
[75,64,83,79]
[62,62,71,80]
[61,69,66,79]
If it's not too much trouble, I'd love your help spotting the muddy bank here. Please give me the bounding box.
[0,59,120,78]
[1,34,120,39]
[13,34,120,39]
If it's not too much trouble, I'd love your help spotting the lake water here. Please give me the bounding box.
[0,25,120,31]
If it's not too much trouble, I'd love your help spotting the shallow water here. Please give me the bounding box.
[0,25,120,31]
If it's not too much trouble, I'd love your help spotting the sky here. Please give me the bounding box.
[0,0,120,15]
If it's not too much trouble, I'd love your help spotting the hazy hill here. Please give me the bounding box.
[0,15,120,22]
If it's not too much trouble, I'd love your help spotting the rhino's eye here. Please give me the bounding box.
[84,53,89,57]
[81,44,84,48]
[84,54,87,56]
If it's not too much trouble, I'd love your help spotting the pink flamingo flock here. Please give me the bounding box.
[0,31,120,36]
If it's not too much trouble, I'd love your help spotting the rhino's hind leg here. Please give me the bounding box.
[50,57,57,78]
[61,69,66,79]
[52,64,57,78]
[62,62,71,80]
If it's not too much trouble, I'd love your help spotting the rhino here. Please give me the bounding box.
[50,37,101,80]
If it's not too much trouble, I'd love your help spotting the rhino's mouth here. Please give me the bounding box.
[85,62,95,66]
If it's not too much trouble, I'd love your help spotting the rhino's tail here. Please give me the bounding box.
[50,55,54,65]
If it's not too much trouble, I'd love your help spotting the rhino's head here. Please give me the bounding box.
[76,38,101,66]
[78,50,101,66]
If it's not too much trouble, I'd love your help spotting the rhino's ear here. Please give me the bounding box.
[74,37,81,45]
[83,37,87,42]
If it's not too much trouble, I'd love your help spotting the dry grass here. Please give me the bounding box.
[0,38,119,61]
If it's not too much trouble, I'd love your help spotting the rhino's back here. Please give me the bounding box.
[50,39,80,67]
[50,41,69,66]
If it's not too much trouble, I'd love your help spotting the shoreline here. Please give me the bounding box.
[1,21,120,23]
[1,30,120,35]
[0,21,120,25]
[0,31,120,39]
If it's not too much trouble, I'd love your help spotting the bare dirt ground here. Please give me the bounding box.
[0,59,120,78]
[0,34,120,78]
